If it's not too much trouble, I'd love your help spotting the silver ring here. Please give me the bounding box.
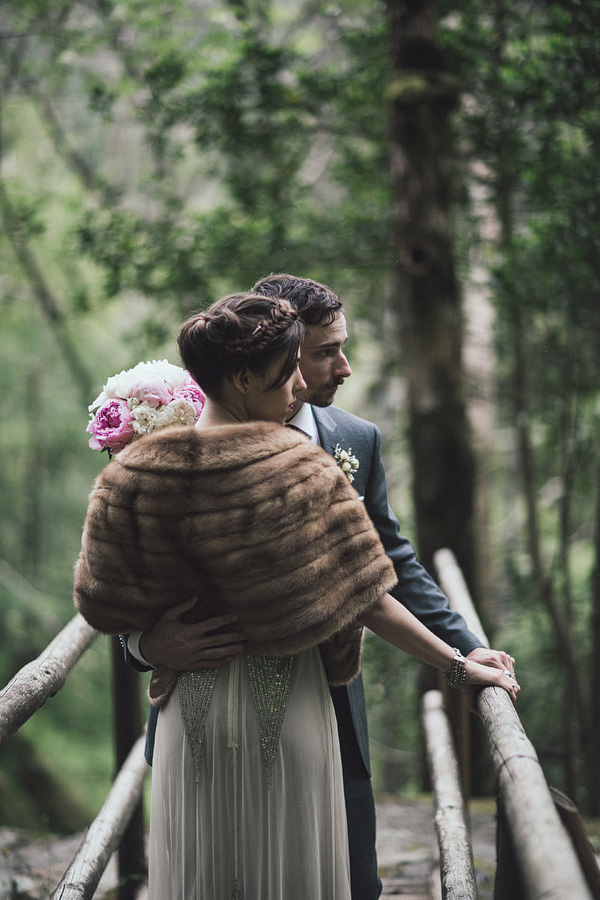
[504,671,514,678]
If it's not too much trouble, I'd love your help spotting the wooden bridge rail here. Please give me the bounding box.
[432,548,594,900]
[0,614,147,900]
[0,614,97,747]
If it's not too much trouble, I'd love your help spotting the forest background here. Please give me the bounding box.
[1,0,600,836]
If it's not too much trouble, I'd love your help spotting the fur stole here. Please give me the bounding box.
[74,422,397,704]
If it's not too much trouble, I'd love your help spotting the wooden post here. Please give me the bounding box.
[51,735,148,900]
[422,690,478,900]
[438,675,471,802]
[435,547,490,797]
[111,638,147,900]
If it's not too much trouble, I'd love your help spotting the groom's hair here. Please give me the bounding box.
[251,274,343,327]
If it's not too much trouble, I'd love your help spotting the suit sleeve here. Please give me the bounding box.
[363,425,483,657]
[120,633,154,673]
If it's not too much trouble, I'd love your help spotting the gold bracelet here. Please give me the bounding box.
[444,648,467,689]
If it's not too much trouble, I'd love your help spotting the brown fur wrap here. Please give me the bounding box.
[74,422,397,704]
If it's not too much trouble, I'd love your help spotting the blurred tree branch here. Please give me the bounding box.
[0,175,93,405]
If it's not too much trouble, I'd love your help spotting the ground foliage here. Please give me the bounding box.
[0,0,599,830]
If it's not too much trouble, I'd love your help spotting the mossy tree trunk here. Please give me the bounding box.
[385,0,479,604]
[385,0,489,794]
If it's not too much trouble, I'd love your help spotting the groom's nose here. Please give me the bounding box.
[334,351,352,379]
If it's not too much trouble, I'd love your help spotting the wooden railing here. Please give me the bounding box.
[0,615,98,746]
[425,548,597,900]
[1,558,598,899]
[0,616,147,900]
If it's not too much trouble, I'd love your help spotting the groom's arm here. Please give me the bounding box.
[362,425,485,658]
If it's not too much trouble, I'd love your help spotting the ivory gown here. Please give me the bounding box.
[147,645,351,900]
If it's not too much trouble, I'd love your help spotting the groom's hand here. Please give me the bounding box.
[139,597,245,670]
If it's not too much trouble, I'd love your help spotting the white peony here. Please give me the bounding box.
[130,397,198,438]
[151,398,198,430]
[89,360,188,412]
[130,401,158,436]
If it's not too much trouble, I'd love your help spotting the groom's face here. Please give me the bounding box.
[294,312,352,408]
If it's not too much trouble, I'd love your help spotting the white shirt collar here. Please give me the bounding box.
[286,403,319,445]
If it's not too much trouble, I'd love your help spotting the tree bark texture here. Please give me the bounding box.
[385,0,479,601]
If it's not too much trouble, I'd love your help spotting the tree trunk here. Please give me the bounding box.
[585,455,600,815]
[385,0,479,603]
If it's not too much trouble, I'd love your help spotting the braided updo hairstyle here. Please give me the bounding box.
[177,293,305,398]
[251,273,342,326]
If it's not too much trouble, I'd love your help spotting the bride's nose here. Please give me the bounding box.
[295,370,307,393]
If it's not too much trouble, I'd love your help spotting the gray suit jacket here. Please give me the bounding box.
[313,405,482,784]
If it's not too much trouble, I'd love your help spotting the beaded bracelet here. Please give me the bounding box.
[443,648,467,689]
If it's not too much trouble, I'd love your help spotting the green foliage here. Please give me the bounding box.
[446,0,600,809]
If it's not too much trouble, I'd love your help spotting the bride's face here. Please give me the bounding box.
[244,352,307,424]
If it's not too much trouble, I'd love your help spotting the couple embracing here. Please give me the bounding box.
[74,274,519,900]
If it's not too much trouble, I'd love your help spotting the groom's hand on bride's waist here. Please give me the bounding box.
[138,596,246,670]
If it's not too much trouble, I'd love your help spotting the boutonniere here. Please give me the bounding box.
[334,444,359,483]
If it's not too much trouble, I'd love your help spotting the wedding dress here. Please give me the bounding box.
[147,645,351,900]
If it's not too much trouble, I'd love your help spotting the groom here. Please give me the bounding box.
[125,273,515,900]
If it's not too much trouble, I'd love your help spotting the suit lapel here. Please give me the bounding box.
[313,407,367,497]
[312,407,340,457]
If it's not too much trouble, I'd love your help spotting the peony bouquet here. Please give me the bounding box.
[87,359,205,456]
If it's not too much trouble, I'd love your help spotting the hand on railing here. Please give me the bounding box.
[462,658,520,706]
[461,647,519,711]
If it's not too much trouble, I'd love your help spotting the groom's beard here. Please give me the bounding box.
[297,377,346,408]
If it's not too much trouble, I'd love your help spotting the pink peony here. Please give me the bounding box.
[87,398,135,453]
[172,375,206,417]
[130,375,173,409]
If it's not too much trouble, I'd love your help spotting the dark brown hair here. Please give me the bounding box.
[178,293,304,398]
[251,274,343,326]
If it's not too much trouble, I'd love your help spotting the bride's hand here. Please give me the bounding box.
[464,660,520,704]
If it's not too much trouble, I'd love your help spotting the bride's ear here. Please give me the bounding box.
[232,368,250,395]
